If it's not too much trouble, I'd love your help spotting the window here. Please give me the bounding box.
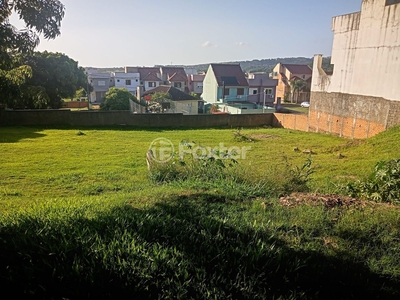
[197,83,203,88]
[149,82,156,87]
[224,88,230,95]
[98,81,105,86]
[117,79,120,82]
[136,79,138,82]
[252,89,257,95]
[237,88,244,96]
[302,75,305,79]
[265,88,273,95]
[126,79,131,85]
[174,82,182,88]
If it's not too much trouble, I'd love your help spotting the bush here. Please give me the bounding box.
[345,159,400,204]
[100,87,135,111]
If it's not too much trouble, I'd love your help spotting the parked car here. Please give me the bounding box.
[300,101,310,108]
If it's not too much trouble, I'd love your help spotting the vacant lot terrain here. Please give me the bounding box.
[0,126,399,299]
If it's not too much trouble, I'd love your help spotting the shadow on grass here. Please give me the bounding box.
[0,127,46,143]
[0,195,398,299]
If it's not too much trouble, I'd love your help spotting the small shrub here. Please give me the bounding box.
[345,159,400,204]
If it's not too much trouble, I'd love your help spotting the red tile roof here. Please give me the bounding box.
[210,64,248,87]
[282,64,312,75]
[138,67,161,81]
[161,67,187,82]
[142,73,162,82]
[168,72,187,82]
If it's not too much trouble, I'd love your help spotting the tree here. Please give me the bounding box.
[289,79,307,104]
[148,92,174,113]
[100,87,136,111]
[12,51,88,109]
[151,92,172,103]
[0,0,65,106]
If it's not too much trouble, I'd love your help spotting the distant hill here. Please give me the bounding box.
[93,57,332,74]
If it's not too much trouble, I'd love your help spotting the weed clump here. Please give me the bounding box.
[148,141,315,200]
[344,159,400,204]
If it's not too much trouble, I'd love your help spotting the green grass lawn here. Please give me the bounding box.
[0,126,400,299]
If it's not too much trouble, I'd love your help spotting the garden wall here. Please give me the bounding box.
[0,110,273,128]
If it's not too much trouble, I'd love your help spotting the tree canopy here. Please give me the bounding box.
[100,87,136,111]
[20,51,87,108]
[0,0,65,107]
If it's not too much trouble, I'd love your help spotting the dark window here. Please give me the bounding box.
[174,82,182,88]
[224,88,230,95]
[252,89,257,95]
[237,88,244,96]
[386,0,400,5]
[149,82,156,87]
[126,79,131,85]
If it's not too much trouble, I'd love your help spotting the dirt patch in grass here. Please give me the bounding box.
[250,134,280,140]
[279,193,365,208]
[328,140,366,152]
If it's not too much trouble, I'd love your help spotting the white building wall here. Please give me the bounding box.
[313,0,400,102]
[144,81,160,91]
[113,72,140,93]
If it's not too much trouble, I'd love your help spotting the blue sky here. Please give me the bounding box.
[11,0,362,67]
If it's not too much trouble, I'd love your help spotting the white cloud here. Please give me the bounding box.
[236,42,249,47]
[201,41,217,48]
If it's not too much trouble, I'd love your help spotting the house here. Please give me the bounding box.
[142,85,202,115]
[137,67,163,91]
[310,0,400,137]
[87,72,113,103]
[247,73,278,106]
[187,74,205,95]
[271,63,312,103]
[160,67,188,92]
[112,71,140,94]
[201,64,249,104]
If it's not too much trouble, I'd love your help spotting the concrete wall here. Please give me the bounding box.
[1,107,397,139]
[309,0,400,137]
[313,0,400,101]
[0,110,273,128]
